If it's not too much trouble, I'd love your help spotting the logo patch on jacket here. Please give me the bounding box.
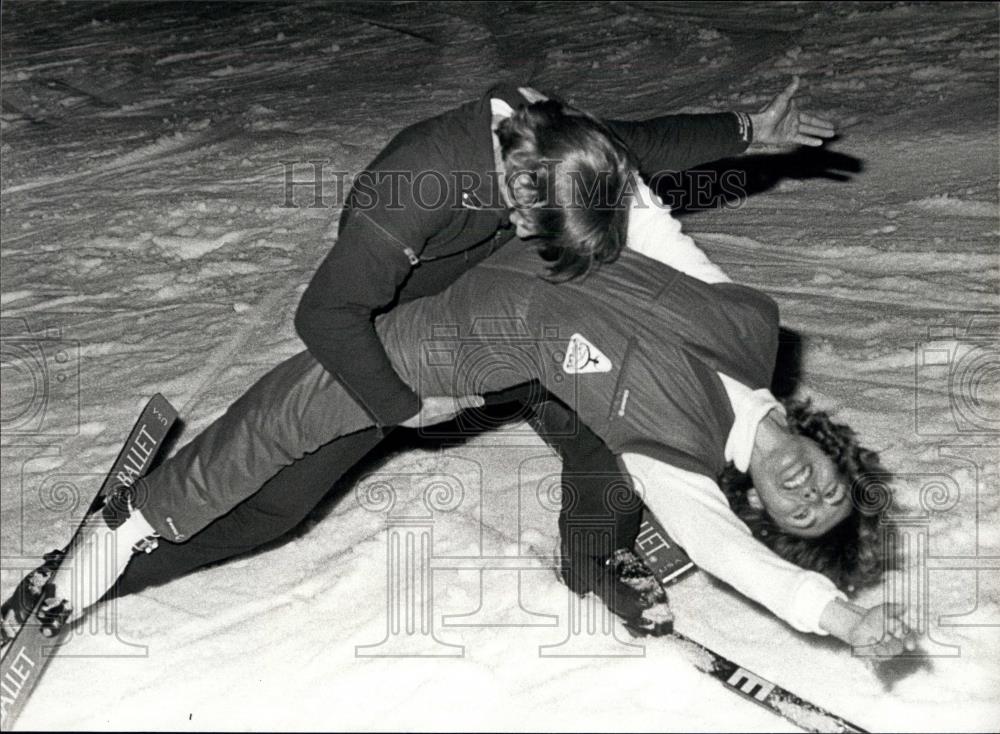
[562,333,612,374]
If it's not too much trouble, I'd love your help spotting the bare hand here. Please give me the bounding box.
[400,395,485,429]
[748,76,835,148]
[847,602,918,657]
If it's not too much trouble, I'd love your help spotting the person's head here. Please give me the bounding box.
[496,97,636,280]
[719,398,893,591]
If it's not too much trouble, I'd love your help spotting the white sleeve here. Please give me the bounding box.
[626,178,731,284]
[718,373,783,472]
[620,452,846,635]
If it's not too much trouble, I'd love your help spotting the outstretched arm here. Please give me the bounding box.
[620,452,915,653]
[747,76,835,150]
[607,111,750,176]
[621,452,843,634]
[606,76,835,176]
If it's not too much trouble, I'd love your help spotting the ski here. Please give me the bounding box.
[635,509,869,734]
[0,394,177,730]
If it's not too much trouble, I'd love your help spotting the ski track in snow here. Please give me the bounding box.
[1,1,998,731]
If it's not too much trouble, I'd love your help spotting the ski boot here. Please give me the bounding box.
[0,548,67,646]
[23,485,160,637]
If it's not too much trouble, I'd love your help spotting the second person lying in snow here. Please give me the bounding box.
[39,171,915,656]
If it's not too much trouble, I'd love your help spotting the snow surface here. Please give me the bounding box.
[1,1,998,731]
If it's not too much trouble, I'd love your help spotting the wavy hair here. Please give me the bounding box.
[718,398,895,592]
[496,98,636,280]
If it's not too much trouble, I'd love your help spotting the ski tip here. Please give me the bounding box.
[146,393,179,420]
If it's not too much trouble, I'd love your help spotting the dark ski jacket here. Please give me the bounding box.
[295,83,752,428]
[144,245,777,541]
[379,245,779,479]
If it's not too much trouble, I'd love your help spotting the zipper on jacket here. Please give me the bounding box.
[402,247,421,266]
[608,336,638,424]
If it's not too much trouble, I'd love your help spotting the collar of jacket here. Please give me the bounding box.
[463,82,532,226]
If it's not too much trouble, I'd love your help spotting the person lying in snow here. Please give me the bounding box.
[10,77,838,627]
[3,170,916,656]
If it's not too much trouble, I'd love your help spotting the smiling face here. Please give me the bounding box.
[748,421,853,539]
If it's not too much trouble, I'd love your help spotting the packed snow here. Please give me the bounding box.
[1,1,997,731]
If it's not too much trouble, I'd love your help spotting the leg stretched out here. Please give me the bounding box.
[114,388,642,607]
[111,427,383,597]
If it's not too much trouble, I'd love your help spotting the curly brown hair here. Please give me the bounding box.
[496,97,635,280]
[718,398,895,593]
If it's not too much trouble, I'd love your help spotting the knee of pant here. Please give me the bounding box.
[228,498,314,543]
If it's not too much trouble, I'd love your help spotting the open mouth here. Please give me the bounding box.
[782,464,812,490]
